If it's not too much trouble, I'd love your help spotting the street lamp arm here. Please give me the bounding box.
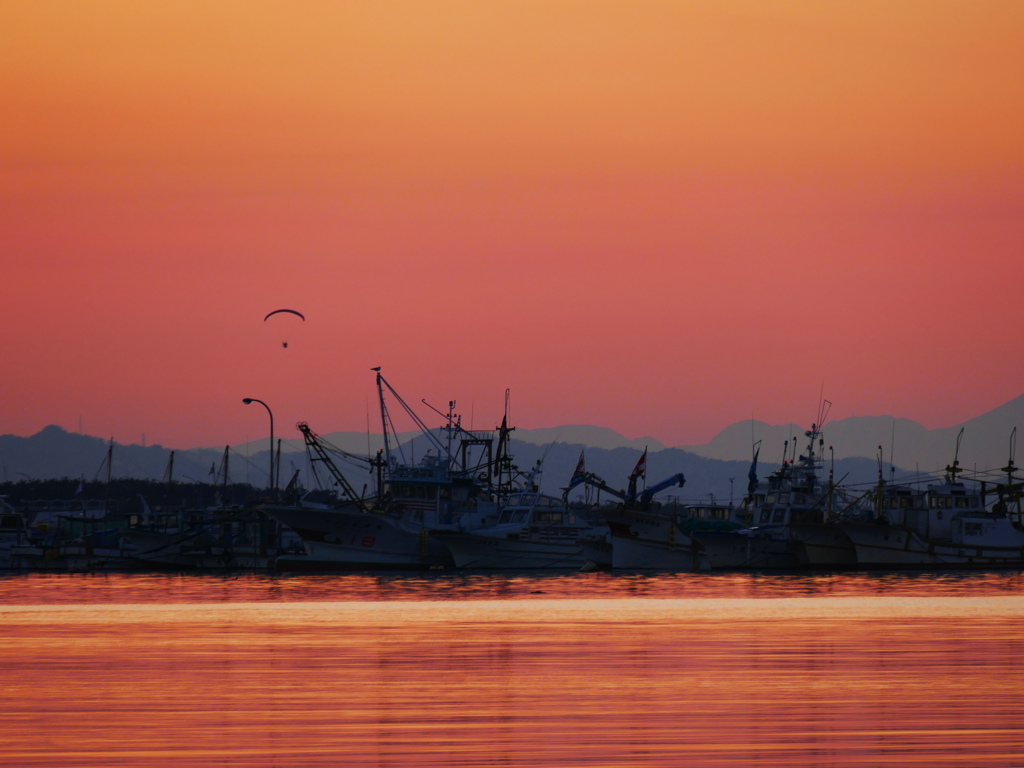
[242,397,275,497]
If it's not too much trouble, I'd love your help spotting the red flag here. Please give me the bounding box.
[569,450,586,487]
[631,448,647,481]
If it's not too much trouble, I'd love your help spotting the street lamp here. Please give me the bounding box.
[242,397,274,498]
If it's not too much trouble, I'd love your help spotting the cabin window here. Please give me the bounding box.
[535,510,561,524]
[498,510,515,524]
[521,494,537,506]
[779,493,790,504]
[759,510,771,524]
[792,509,823,524]
[511,510,530,524]
[955,497,969,509]
[506,495,521,507]
[772,509,785,523]
[1,515,20,528]
[765,494,776,505]
[963,522,983,536]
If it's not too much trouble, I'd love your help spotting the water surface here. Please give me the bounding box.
[2,572,1023,766]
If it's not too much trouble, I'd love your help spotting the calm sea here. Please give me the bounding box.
[2,571,1024,767]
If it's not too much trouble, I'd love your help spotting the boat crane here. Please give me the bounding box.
[564,470,686,510]
[295,422,373,514]
[639,474,686,509]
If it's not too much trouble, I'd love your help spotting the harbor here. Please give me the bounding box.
[3,374,1023,577]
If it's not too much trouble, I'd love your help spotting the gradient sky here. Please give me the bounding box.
[3,1,1023,449]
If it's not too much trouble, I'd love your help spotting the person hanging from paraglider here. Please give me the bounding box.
[264,308,305,349]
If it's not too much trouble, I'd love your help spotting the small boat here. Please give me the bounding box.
[606,502,746,572]
[435,491,604,570]
[0,497,32,570]
[840,430,1024,568]
[567,451,713,571]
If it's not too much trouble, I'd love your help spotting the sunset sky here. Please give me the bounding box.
[3,1,1023,450]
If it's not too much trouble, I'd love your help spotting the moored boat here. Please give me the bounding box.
[692,405,871,570]
[840,430,1024,569]
[266,371,520,572]
[435,491,602,570]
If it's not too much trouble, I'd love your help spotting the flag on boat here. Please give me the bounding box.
[747,442,761,495]
[630,448,647,481]
[209,462,216,478]
[568,450,586,489]
[74,477,83,495]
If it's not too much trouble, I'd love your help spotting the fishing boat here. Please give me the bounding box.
[606,501,746,571]
[435,490,603,570]
[264,371,519,571]
[840,429,1024,568]
[692,404,870,570]
[565,449,718,571]
[0,497,32,570]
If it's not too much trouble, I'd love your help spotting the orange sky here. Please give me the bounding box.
[2,1,1023,449]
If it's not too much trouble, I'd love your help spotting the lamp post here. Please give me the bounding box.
[242,397,274,498]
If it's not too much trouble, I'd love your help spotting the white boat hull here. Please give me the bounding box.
[603,508,708,572]
[610,533,703,571]
[437,531,586,570]
[691,529,802,570]
[263,504,452,570]
[786,523,858,567]
[842,518,1024,569]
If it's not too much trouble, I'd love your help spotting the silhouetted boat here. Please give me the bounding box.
[265,371,525,571]
[840,429,1024,568]
[436,491,602,570]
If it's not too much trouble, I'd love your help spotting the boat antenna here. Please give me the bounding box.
[1003,427,1018,488]
[945,427,965,484]
[890,420,897,484]
[816,393,832,432]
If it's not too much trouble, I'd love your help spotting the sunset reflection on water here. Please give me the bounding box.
[2,572,1024,767]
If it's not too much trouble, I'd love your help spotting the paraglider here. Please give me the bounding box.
[264,309,305,348]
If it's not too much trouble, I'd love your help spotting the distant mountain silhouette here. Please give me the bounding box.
[3,394,1021,500]
[679,393,1024,476]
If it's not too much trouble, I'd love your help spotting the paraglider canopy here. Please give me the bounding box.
[264,309,305,322]
[264,309,305,348]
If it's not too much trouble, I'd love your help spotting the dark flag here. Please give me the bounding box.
[747,442,761,495]
[630,448,647,482]
[568,450,586,489]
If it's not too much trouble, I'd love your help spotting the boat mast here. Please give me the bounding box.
[275,439,282,492]
[945,427,965,484]
[374,368,392,467]
[221,445,230,508]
